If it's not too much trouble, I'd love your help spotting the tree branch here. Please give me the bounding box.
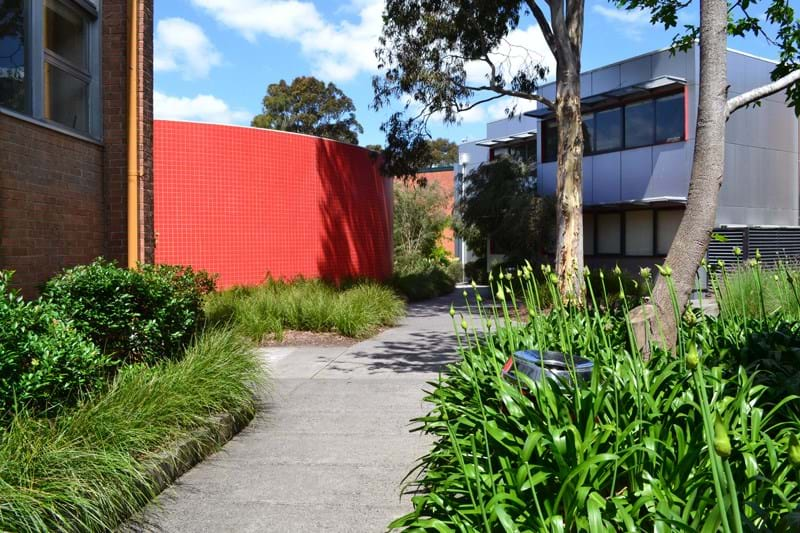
[525,0,558,57]
[455,79,556,109]
[726,69,800,117]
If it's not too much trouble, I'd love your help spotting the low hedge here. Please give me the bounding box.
[0,272,111,416]
[42,259,216,364]
[392,254,458,302]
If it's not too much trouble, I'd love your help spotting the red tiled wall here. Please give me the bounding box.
[154,121,393,288]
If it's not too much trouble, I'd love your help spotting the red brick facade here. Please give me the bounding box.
[0,0,154,296]
[154,121,393,288]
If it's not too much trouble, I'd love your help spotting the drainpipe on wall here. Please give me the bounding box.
[126,0,139,268]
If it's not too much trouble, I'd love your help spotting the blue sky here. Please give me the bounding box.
[154,0,790,146]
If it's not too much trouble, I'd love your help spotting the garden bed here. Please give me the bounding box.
[0,328,264,532]
[392,263,800,531]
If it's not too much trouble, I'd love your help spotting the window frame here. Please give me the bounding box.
[583,207,684,258]
[540,88,686,163]
[0,0,101,140]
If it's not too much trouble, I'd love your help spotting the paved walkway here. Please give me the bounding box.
[133,291,467,532]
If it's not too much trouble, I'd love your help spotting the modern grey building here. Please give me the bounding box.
[458,44,800,270]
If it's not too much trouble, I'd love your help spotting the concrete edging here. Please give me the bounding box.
[119,402,256,530]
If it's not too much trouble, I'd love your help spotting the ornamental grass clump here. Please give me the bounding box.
[205,277,404,341]
[392,263,800,532]
[0,327,264,532]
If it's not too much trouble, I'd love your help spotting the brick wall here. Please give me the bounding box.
[414,167,456,255]
[0,116,105,296]
[0,0,153,296]
[154,121,393,288]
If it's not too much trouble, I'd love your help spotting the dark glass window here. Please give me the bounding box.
[655,93,684,143]
[582,113,595,154]
[594,108,622,152]
[43,0,90,133]
[625,100,655,148]
[0,0,25,113]
[45,0,87,68]
[543,119,557,162]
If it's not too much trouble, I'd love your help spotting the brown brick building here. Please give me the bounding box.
[0,0,154,296]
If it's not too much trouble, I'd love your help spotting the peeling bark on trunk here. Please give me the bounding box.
[554,67,584,302]
[648,0,728,348]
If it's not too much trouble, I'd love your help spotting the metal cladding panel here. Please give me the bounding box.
[620,147,654,201]
[591,65,622,94]
[726,99,797,153]
[539,83,556,102]
[651,48,691,80]
[620,55,652,86]
[539,162,557,196]
[719,143,798,222]
[716,206,749,226]
[727,52,784,104]
[580,72,593,97]
[582,157,594,204]
[719,143,761,210]
[485,114,538,138]
[592,152,621,203]
[648,142,691,198]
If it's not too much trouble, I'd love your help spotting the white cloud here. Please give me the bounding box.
[591,5,650,41]
[487,96,536,120]
[154,18,222,79]
[154,91,252,124]
[189,0,382,82]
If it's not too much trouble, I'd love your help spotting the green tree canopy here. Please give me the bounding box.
[252,76,363,144]
[456,157,555,261]
[393,182,450,261]
[374,0,588,301]
[426,138,459,167]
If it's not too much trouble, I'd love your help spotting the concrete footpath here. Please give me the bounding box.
[132,291,467,532]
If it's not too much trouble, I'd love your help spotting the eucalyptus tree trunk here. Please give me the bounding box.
[554,64,584,301]
[547,0,585,304]
[649,0,728,347]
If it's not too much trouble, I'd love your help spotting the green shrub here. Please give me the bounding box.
[464,258,488,284]
[0,327,264,532]
[42,259,215,364]
[0,272,110,416]
[205,277,404,341]
[391,268,800,531]
[392,253,457,301]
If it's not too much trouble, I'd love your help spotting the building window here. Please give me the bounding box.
[656,209,682,255]
[582,113,595,154]
[540,92,685,162]
[594,108,622,153]
[583,212,595,255]
[655,93,684,143]
[625,210,654,255]
[0,0,26,113]
[624,100,655,149]
[596,212,622,254]
[0,0,99,137]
